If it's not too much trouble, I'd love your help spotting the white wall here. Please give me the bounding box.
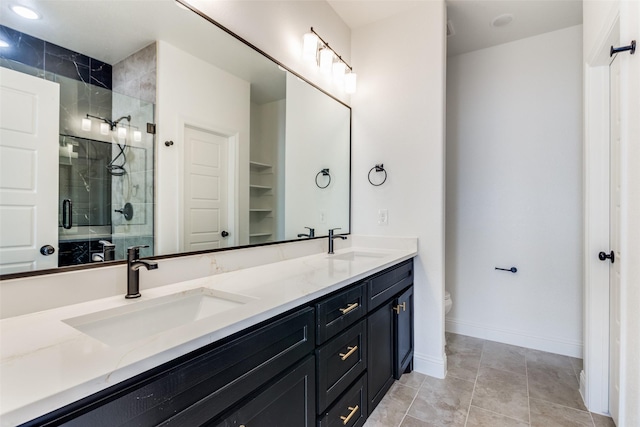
[285,73,350,239]
[156,40,251,254]
[187,0,352,105]
[351,1,447,377]
[445,26,584,357]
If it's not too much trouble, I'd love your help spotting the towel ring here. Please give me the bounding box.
[316,168,331,189]
[368,164,387,186]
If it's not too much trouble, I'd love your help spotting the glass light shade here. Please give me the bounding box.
[11,5,40,20]
[100,123,110,135]
[345,72,357,94]
[117,126,127,139]
[332,62,346,81]
[81,118,91,131]
[0,39,9,48]
[133,131,142,142]
[302,33,318,62]
[319,48,333,74]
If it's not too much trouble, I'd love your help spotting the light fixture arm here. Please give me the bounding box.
[309,27,353,72]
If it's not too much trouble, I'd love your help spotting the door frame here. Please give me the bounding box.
[582,5,619,416]
[177,118,239,251]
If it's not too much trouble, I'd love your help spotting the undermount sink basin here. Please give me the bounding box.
[63,288,258,346]
[328,251,387,261]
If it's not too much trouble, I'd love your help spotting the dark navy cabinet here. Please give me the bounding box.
[22,258,414,427]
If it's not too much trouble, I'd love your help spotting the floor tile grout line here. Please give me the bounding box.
[528,396,591,414]
[463,341,484,427]
[525,351,532,425]
[468,404,531,425]
[396,375,426,427]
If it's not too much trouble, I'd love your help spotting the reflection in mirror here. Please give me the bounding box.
[0,0,350,277]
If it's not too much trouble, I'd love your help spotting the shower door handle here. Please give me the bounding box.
[62,199,73,229]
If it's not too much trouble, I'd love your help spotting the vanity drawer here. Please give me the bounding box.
[36,307,315,427]
[318,374,368,427]
[316,319,367,413]
[316,282,366,345]
[368,259,413,311]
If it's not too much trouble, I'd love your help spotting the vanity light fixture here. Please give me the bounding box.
[100,122,110,135]
[302,27,357,94]
[81,118,92,131]
[10,4,40,20]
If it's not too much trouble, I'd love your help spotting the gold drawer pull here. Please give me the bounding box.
[340,405,359,425]
[393,301,406,314]
[339,345,358,361]
[339,302,359,315]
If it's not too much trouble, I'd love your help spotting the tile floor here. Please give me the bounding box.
[364,333,616,427]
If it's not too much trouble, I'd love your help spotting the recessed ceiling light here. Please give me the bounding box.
[10,5,41,20]
[491,13,513,28]
[0,39,9,48]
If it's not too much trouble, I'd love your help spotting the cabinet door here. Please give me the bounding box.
[394,286,414,379]
[366,300,394,415]
[214,356,316,427]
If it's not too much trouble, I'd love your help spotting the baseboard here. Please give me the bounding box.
[445,318,583,358]
[413,351,446,379]
[580,370,587,406]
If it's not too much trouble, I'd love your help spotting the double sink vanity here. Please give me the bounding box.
[0,237,417,427]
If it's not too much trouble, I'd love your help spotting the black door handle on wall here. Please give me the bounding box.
[598,251,615,264]
[221,230,229,238]
[62,199,72,229]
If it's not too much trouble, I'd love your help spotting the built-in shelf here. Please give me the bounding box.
[249,161,272,170]
[249,159,275,242]
[250,184,272,190]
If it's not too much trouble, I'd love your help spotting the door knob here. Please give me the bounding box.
[40,245,55,256]
[598,251,615,264]
[221,230,229,238]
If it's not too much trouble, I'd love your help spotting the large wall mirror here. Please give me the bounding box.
[0,0,351,277]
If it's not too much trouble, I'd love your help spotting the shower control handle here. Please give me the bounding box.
[598,251,615,264]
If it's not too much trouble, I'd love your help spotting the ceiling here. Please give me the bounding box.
[327,0,583,57]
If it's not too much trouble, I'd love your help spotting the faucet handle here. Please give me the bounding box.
[127,245,149,258]
[329,228,341,236]
[304,227,315,237]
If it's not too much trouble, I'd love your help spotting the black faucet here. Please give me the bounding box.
[297,227,315,238]
[328,228,347,254]
[126,245,158,299]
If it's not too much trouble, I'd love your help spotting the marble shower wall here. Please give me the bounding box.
[111,43,157,259]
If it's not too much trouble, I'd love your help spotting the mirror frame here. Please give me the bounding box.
[0,0,352,281]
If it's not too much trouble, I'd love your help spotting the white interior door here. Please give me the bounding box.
[183,125,230,251]
[608,53,621,426]
[0,68,59,274]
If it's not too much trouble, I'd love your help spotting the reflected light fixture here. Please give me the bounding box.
[100,123,110,135]
[117,126,127,139]
[10,5,40,20]
[133,131,142,142]
[0,39,9,48]
[81,118,92,131]
[302,27,356,93]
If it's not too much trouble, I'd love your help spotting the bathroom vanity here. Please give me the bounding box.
[0,242,416,427]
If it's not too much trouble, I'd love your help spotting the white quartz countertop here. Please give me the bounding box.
[0,240,416,426]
